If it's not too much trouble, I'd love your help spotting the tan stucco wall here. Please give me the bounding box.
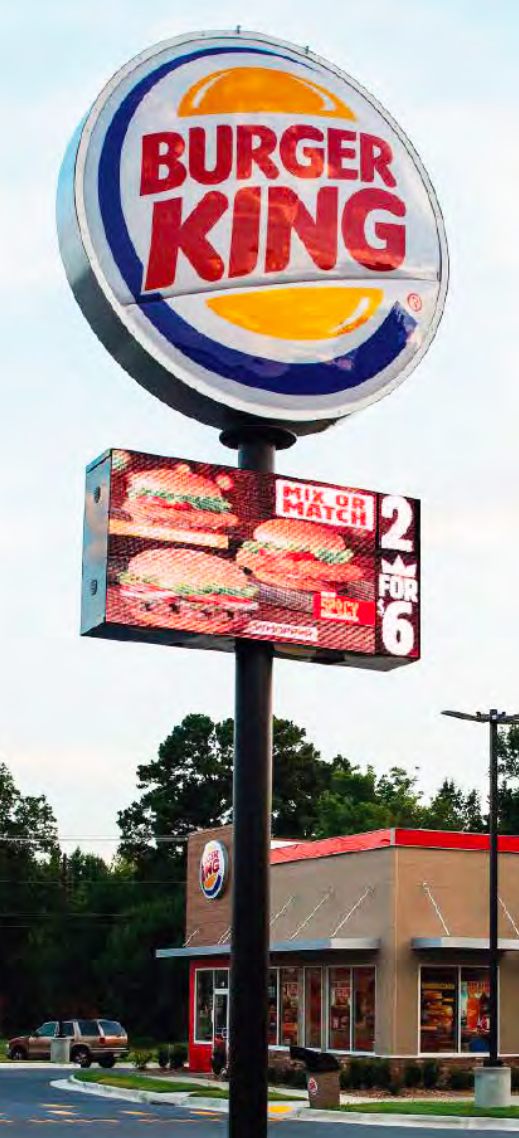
[394,846,519,1054]
[186,824,233,948]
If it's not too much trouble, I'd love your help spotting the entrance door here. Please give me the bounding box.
[213,990,229,1043]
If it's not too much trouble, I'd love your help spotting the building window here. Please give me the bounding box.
[353,967,375,1052]
[195,970,214,1042]
[268,969,279,1045]
[304,968,322,1048]
[280,967,301,1046]
[420,967,458,1053]
[214,969,228,990]
[460,969,490,1053]
[328,967,351,1050]
[420,966,492,1054]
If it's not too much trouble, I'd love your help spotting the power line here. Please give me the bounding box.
[0,878,186,886]
[0,835,188,844]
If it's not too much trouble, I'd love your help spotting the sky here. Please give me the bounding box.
[1,0,518,853]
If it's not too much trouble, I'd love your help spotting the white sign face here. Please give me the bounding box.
[57,31,448,434]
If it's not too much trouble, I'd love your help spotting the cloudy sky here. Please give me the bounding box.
[1,1,518,850]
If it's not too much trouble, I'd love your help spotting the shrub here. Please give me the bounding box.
[422,1058,440,1089]
[447,1068,473,1091]
[339,1065,351,1090]
[277,1064,292,1086]
[171,1042,188,1070]
[348,1058,367,1089]
[362,1060,375,1089]
[404,1061,422,1089]
[511,1067,519,1093]
[389,1076,403,1096]
[130,1049,153,1071]
[157,1046,170,1070]
[268,1065,278,1085]
[372,1058,392,1090]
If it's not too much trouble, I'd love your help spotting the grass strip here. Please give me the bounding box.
[340,1101,519,1119]
[75,1071,292,1101]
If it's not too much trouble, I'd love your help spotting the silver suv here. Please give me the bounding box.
[8,1018,128,1067]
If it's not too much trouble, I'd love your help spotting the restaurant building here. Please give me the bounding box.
[157,824,519,1071]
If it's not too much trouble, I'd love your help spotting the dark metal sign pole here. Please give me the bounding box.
[221,425,294,1138]
[487,710,500,1067]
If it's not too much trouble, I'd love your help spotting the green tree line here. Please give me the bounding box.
[2,715,519,1041]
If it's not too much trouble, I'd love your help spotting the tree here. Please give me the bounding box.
[117,714,234,873]
[422,779,484,832]
[376,766,424,826]
[0,763,59,1031]
[118,714,332,869]
[315,761,425,836]
[315,757,390,837]
[498,725,519,833]
[271,720,329,838]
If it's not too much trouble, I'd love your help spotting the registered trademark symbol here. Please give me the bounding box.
[407,292,422,312]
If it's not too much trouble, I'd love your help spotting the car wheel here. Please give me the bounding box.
[9,1046,27,1061]
[72,1047,92,1069]
[98,1054,115,1069]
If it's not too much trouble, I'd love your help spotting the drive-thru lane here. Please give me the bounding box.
[0,1068,515,1138]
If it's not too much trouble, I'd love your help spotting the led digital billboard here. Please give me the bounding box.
[82,450,420,669]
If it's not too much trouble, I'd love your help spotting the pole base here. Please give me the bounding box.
[474,1066,511,1108]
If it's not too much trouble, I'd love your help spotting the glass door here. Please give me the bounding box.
[213,990,229,1043]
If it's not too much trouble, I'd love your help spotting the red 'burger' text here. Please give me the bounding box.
[139,124,406,291]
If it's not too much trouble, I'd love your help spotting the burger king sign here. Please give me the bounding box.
[199,839,228,900]
[58,31,447,434]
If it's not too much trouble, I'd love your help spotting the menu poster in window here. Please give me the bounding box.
[280,969,300,1046]
[354,968,376,1052]
[420,969,457,1053]
[460,970,490,1053]
[82,449,420,670]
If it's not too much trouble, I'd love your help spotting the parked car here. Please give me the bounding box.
[8,1018,128,1067]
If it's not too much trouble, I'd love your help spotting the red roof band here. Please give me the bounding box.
[270,828,519,866]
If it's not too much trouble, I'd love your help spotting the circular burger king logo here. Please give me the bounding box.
[199,839,228,900]
[58,31,448,434]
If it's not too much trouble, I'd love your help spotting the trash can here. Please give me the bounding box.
[50,1037,71,1064]
[290,1046,340,1109]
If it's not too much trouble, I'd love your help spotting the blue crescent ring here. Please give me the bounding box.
[98,44,417,399]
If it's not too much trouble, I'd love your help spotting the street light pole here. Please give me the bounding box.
[442,707,519,1067]
[488,711,499,1067]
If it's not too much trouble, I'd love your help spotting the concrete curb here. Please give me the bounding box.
[51,1076,305,1118]
[296,1110,519,1130]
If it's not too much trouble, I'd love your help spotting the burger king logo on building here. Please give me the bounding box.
[58,31,448,434]
[199,839,228,900]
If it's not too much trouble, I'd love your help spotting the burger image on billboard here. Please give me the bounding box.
[115,547,258,632]
[124,463,237,531]
[237,519,363,593]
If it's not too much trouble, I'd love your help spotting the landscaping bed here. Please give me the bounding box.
[339,1101,519,1119]
[75,1070,293,1101]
